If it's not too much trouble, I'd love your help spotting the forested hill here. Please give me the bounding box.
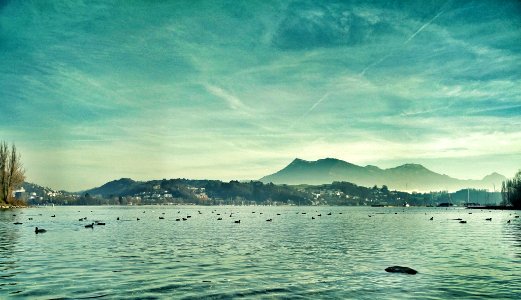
[82,178,312,205]
[22,178,502,207]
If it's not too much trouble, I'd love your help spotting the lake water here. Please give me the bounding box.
[1,206,521,299]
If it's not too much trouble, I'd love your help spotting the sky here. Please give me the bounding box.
[1,0,520,191]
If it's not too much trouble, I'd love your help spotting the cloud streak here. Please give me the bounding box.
[204,84,250,113]
[404,5,447,44]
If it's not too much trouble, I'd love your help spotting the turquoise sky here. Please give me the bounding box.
[1,0,520,191]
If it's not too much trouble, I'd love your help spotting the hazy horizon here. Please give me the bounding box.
[1,1,520,191]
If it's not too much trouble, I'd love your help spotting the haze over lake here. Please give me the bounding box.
[2,206,521,299]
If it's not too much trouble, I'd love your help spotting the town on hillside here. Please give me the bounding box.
[18,179,502,207]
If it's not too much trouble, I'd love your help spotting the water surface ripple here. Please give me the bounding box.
[1,206,521,299]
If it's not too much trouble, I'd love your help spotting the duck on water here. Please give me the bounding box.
[35,227,46,234]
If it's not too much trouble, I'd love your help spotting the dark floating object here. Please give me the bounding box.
[317,214,322,217]
[182,218,187,221]
[117,217,120,220]
[385,266,418,275]
[234,220,240,223]
[159,217,165,219]
[507,220,511,223]
[515,216,520,218]
[137,218,140,221]
[187,216,192,218]
[96,222,106,225]
[176,218,181,221]
[35,227,46,234]
[485,218,492,221]
[162,212,165,214]
[339,213,342,214]
[459,220,467,224]
[276,213,281,215]
[217,217,222,221]
[327,212,332,215]
[28,218,33,220]
[51,215,56,218]
[202,280,211,283]
[311,217,315,220]
[429,217,433,220]
[85,223,94,228]
[453,218,463,221]
[266,219,272,222]
[13,222,23,225]
[301,212,306,215]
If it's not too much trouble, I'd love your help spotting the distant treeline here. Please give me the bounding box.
[24,178,502,207]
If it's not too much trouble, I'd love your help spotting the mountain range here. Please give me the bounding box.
[259,158,506,192]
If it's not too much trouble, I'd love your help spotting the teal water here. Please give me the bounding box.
[1,206,520,299]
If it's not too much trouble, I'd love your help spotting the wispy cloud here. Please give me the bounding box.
[1,0,520,190]
[204,84,250,112]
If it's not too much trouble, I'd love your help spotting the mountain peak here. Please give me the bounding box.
[87,178,137,197]
[290,158,309,165]
[395,163,428,170]
[482,172,507,182]
[260,157,505,191]
[112,178,135,184]
[318,157,343,162]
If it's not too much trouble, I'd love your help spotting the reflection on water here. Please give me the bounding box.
[0,209,22,293]
[1,206,521,299]
[503,214,521,257]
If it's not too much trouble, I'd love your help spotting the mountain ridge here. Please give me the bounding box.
[260,158,506,191]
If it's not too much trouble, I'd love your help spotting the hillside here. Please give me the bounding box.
[260,158,506,191]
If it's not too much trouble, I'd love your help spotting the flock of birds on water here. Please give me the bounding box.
[3,208,519,234]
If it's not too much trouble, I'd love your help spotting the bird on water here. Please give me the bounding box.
[35,227,46,233]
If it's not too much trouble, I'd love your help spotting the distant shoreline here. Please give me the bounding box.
[466,205,520,210]
[0,205,27,209]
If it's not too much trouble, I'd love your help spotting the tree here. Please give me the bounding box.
[0,141,26,205]
[501,170,521,208]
